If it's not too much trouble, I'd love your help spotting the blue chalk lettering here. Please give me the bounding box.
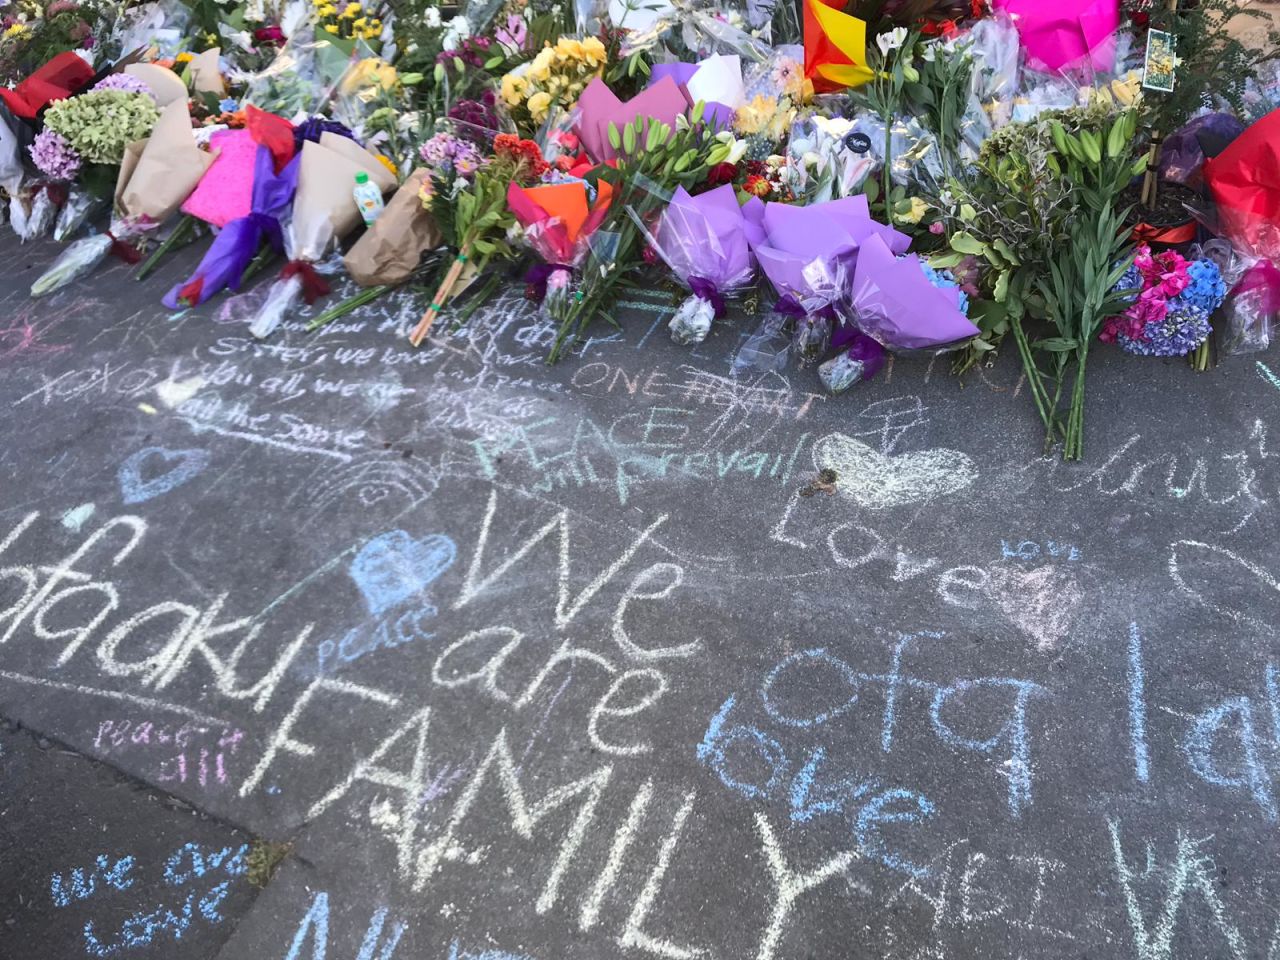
[930,678,1044,818]
[696,696,736,762]
[51,854,134,907]
[118,447,210,505]
[708,725,788,800]
[284,891,330,960]
[761,648,862,728]
[198,882,230,923]
[349,531,456,617]
[788,747,879,824]
[1185,696,1277,820]
[448,941,535,960]
[1127,623,1150,784]
[854,788,936,877]
[882,632,944,753]
[355,907,405,960]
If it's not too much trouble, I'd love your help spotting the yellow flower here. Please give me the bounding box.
[527,91,552,121]
[342,57,397,93]
[895,196,929,225]
[734,94,776,136]
[376,154,398,178]
[528,46,555,81]
[555,37,584,62]
[581,36,606,65]
[175,51,194,63]
[324,23,339,32]
[317,3,336,15]
[343,1,361,14]
[353,16,366,27]
[501,72,528,106]
[3,23,28,37]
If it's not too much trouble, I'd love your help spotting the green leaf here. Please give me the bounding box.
[1033,337,1079,353]
[929,251,965,269]
[949,231,985,256]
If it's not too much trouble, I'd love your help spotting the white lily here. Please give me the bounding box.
[877,26,908,58]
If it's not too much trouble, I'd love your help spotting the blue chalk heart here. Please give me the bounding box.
[349,531,456,616]
[119,447,211,505]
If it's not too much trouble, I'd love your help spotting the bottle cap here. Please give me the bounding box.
[355,172,369,184]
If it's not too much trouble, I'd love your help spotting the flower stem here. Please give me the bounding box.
[136,214,197,281]
[1064,344,1090,461]
[306,284,394,332]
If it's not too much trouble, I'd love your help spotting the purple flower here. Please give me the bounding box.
[1115,304,1212,357]
[92,72,154,99]
[29,129,82,182]
[495,13,527,52]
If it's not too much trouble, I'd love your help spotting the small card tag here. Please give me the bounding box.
[1143,29,1177,93]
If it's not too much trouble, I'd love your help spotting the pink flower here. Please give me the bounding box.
[928,221,945,235]
[495,13,527,51]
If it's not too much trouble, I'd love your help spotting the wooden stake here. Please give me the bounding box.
[1140,0,1180,210]
[409,249,469,347]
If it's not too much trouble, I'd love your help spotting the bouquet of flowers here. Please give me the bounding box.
[1099,245,1228,359]
[246,129,395,338]
[410,132,549,345]
[31,99,214,296]
[35,82,161,195]
[501,35,609,134]
[508,174,615,327]
[642,183,754,344]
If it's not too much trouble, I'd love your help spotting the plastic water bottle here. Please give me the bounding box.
[353,172,384,227]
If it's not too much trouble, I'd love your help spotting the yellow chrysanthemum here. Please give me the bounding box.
[324,23,339,33]
[3,23,29,37]
[555,38,584,61]
[175,51,194,63]
[343,2,361,14]
[376,154,398,178]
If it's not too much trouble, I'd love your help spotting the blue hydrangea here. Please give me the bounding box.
[1173,259,1228,315]
[1116,304,1212,357]
[1113,262,1143,303]
[921,263,970,315]
[219,98,239,113]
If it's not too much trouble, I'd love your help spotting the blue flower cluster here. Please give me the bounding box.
[1113,262,1143,303]
[921,263,970,315]
[1173,259,1228,315]
[1117,304,1213,357]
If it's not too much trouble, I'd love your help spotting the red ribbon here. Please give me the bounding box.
[281,260,331,305]
[107,232,142,265]
[1131,220,1197,246]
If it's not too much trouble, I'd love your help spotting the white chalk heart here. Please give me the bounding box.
[812,433,978,509]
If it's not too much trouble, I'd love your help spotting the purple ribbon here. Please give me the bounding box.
[774,294,837,322]
[688,276,726,318]
[831,326,887,378]
[523,262,572,302]
[163,145,300,309]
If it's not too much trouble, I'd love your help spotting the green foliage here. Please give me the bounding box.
[1126,0,1280,133]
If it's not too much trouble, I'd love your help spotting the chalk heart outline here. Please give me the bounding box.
[118,447,211,505]
[812,434,978,509]
[349,530,457,616]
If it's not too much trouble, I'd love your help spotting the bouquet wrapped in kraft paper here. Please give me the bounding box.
[246,132,395,338]
[31,101,215,298]
[344,169,442,287]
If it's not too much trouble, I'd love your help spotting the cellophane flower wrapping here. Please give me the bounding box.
[247,133,394,338]
[31,216,155,298]
[11,189,60,243]
[647,184,754,344]
[52,190,104,242]
[247,273,307,338]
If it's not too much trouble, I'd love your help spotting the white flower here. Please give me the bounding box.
[442,14,470,48]
[921,41,939,62]
[877,26,908,58]
[802,150,822,168]
[424,6,442,27]
[725,138,747,164]
[812,115,853,138]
